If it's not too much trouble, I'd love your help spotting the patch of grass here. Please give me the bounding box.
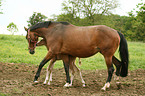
[0,34,144,70]
[0,92,10,96]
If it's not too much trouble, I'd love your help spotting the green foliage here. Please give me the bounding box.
[0,0,3,14]
[54,1,145,42]
[7,22,18,35]
[56,13,80,25]
[124,2,145,41]
[27,12,48,27]
[62,0,118,24]
[0,34,145,70]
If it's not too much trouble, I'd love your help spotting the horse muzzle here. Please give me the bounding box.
[29,49,35,54]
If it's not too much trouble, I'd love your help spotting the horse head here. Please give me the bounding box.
[24,27,39,54]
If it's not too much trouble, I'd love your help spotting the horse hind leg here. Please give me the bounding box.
[112,56,122,89]
[101,56,114,91]
[112,56,121,76]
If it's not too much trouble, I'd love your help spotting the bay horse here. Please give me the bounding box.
[25,21,129,91]
[24,28,85,87]
[36,39,85,86]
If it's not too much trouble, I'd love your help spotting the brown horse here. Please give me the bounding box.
[36,39,85,87]
[25,28,85,87]
[25,21,129,91]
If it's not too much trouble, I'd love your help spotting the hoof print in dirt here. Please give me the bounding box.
[116,82,121,89]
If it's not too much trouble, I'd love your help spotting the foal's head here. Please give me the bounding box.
[24,27,39,54]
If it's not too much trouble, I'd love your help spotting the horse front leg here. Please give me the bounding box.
[33,51,53,84]
[63,58,71,87]
[101,56,114,91]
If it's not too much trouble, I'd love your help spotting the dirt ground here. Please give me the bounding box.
[0,62,145,96]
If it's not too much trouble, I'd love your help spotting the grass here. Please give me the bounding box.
[0,34,145,70]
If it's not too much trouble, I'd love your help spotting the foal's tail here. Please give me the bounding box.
[118,32,129,77]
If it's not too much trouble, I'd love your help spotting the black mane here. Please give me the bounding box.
[29,21,70,31]
[29,21,51,31]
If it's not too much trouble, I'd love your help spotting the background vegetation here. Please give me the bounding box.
[26,0,145,42]
[0,34,144,70]
[0,0,144,70]
[53,0,145,41]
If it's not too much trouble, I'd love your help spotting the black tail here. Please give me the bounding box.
[118,32,129,77]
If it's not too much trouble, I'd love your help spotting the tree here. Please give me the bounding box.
[124,2,145,41]
[135,2,145,41]
[27,12,48,27]
[62,0,118,24]
[7,22,18,35]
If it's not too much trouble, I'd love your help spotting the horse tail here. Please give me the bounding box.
[118,31,129,77]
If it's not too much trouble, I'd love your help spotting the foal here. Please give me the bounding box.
[36,39,85,87]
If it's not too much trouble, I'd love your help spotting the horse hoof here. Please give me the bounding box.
[43,83,46,85]
[47,82,51,85]
[82,84,86,87]
[101,87,106,91]
[43,81,47,85]
[63,83,72,87]
[32,81,39,85]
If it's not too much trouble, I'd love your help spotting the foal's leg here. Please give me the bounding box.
[101,56,114,91]
[69,57,77,86]
[78,58,82,66]
[69,61,75,86]
[43,58,56,85]
[71,62,86,87]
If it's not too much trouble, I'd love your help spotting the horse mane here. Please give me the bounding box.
[29,21,70,31]
[29,21,51,31]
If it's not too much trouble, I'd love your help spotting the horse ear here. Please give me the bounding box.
[24,27,28,31]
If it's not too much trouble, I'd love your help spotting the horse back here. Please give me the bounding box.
[60,25,120,57]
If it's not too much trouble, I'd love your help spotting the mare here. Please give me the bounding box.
[24,21,129,91]
[25,27,85,87]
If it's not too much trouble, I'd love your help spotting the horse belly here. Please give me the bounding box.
[61,45,100,58]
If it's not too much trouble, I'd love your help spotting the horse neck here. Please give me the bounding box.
[35,28,48,39]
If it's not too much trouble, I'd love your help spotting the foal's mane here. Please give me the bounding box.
[29,21,70,31]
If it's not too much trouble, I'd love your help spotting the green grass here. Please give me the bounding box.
[0,34,145,70]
